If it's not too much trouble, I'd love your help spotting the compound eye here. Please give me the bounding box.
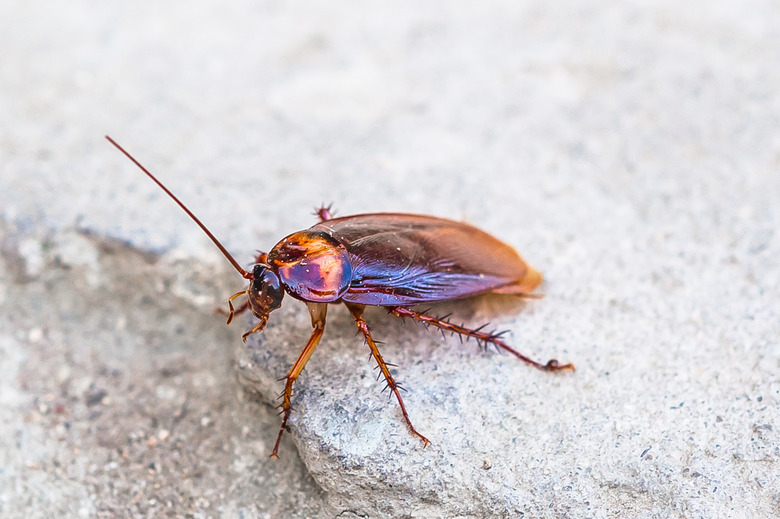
[252,265,284,310]
[261,270,284,310]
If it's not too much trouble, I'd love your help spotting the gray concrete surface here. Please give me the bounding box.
[1,1,779,517]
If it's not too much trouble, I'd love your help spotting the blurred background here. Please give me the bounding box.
[1,1,778,517]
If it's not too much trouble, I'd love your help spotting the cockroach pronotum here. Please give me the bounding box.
[106,136,574,457]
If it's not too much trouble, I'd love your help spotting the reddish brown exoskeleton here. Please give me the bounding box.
[106,136,574,457]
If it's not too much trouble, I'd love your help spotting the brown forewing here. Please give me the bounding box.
[311,213,541,306]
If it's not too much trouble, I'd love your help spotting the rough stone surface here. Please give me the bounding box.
[2,1,779,518]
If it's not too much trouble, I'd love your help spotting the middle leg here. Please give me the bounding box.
[314,203,335,222]
[345,302,430,448]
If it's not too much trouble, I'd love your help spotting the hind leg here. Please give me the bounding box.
[389,306,574,372]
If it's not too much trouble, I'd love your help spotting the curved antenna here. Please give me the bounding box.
[105,135,251,280]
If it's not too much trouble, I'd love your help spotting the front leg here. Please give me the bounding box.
[271,302,328,457]
[218,251,268,324]
[345,302,430,448]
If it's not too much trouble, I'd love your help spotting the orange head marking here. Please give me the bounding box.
[267,230,352,302]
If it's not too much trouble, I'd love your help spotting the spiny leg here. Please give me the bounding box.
[314,203,335,222]
[218,251,267,323]
[345,303,430,448]
[271,302,328,458]
[390,306,574,372]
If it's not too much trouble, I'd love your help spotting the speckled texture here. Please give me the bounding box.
[1,1,779,518]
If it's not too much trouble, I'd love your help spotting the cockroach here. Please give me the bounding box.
[106,135,574,457]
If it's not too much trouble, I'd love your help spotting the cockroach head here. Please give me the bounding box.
[248,263,284,322]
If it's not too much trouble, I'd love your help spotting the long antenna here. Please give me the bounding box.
[105,135,251,279]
